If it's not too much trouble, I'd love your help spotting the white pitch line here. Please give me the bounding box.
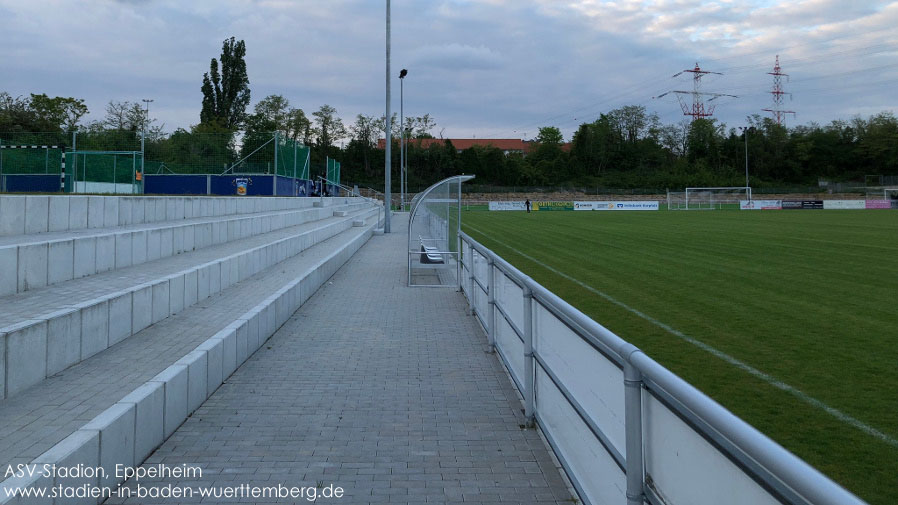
[466,225,898,448]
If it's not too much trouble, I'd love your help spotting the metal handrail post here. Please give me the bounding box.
[486,257,496,352]
[457,235,463,291]
[623,347,645,505]
[523,285,535,424]
[468,251,476,315]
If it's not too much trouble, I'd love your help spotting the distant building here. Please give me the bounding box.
[376,138,571,156]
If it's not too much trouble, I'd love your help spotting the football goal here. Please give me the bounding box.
[667,187,752,210]
[67,150,143,194]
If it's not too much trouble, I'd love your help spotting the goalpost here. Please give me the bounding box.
[68,150,143,194]
[668,187,752,210]
[0,144,67,192]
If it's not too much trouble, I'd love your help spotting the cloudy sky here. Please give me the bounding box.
[2,0,896,140]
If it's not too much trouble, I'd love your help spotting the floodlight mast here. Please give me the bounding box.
[739,126,754,194]
[384,0,392,233]
[141,99,153,185]
[399,68,407,211]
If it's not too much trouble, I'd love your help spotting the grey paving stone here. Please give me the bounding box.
[108,218,574,504]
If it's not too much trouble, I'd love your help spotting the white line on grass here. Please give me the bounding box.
[466,225,898,448]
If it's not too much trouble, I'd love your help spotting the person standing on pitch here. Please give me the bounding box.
[525,199,531,213]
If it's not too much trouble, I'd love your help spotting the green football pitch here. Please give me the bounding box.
[461,209,898,505]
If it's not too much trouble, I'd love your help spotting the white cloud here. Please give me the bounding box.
[0,0,895,139]
[409,43,503,70]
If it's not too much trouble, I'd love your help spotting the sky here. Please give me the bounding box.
[1,0,896,141]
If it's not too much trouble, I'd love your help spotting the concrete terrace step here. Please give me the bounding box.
[0,204,379,400]
[0,198,374,296]
[0,209,378,486]
[0,194,359,238]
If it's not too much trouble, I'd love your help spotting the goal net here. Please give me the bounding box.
[67,150,143,194]
[668,187,751,210]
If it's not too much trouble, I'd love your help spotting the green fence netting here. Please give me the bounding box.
[326,157,341,185]
[0,132,69,175]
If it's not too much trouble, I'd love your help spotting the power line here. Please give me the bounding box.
[478,28,897,138]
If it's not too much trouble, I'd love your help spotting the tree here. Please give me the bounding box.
[251,94,290,129]
[350,114,379,149]
[686,118,723,165]
[102,100,145,131]
[286,108,312,144]
[537,126,563,145]
[28,94,88,131]
[312,104,346,148]
[608,105,659,144]
[200,37,251,130]
[658,120,689,158]
[0,92,33,131]
[412,114,437,138]
[0,92,89,132]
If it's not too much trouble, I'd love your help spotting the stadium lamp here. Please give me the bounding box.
[399,69,408,210]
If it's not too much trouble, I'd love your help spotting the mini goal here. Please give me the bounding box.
[667,187,752,210]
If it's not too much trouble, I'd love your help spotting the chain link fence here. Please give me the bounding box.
[1,131,312,193]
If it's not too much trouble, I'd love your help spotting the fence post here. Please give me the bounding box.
[523,285,535,425]
[60,147,66,192]
[468,249,476,315]
[486,257,496,352]
[131,153,136,195]
[457,235,463,292]
[272,132,279,196]
[623,352,645,505]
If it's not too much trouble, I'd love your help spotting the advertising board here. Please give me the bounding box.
[488,201,527,211]
[573,201,659,211]
[822,200,866,210]
[739,200,782,210]
[782,200,824,209]
[532,201,574,211]
[865,200,891,209]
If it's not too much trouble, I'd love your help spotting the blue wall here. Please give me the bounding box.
[142,174,317,197]
[275,175,294,196]
[3,174,61,193]
[209,175,273,196]
[144,174,207,195]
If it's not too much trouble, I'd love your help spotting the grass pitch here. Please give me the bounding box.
[461,209,898,505]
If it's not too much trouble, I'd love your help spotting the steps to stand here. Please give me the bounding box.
[0,194,382,500]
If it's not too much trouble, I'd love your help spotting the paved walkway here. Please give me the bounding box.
[108,218,573,504]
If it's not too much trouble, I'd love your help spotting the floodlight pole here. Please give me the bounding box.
[744,129,749,190]
[400,71,405,211]
[740,126,753,199]
[141,99,153,191]
[384,0,392,233]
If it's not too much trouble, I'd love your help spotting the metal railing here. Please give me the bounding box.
[458,231,866,505]
[356,186,386,229]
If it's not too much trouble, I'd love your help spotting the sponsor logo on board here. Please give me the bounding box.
[865,200,891,209]
[488,201,527,211]
[740,200,782,210]
[574,201,659,211]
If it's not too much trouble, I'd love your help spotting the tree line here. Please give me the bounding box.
[3,36,896,189]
